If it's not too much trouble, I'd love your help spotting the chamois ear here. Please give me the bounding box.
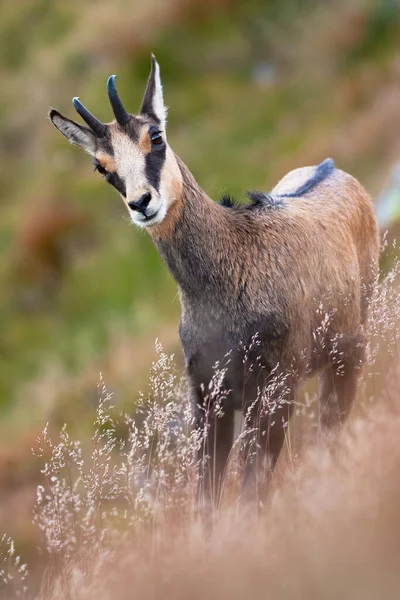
[140,54,167,129]
[49,109,97,155]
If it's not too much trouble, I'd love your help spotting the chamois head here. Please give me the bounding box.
[50,56,182,229]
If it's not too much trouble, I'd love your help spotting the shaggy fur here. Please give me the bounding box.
[151,157,379,504]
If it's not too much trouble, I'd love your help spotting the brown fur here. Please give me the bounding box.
[151,157,379,506]
[138,126,152,154]
[149,182,183,241]
[173,162,378,346]
[96,152,117,173]
[144,149,183,241]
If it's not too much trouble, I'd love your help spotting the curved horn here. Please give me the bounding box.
[107,75,130,126]
[72,97,107,137]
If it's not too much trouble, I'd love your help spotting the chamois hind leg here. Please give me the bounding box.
[318,331,365,430]
[195,397,234,510]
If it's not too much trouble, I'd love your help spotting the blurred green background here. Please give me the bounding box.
[1,0,400,563]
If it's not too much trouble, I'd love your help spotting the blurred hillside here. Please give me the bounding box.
[1,0,400,560]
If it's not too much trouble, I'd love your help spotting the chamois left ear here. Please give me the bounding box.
[140,54,167,130]
[49,109,97,155]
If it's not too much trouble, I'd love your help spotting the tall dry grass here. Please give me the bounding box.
[1,253,400,600]
[45,393,400,600]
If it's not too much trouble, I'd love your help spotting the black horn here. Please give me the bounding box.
[107,75,130,126]
[72,97,107,137]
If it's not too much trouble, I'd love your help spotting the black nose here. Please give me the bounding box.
[128,192,152,214]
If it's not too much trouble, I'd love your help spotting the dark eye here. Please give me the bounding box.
[94,162,107,176]
[151,131,163,146]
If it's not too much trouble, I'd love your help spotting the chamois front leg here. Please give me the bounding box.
[184,342,236,510]
[193,385,234,511]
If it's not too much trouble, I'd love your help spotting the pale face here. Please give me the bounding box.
[49,56,182,230]
[93,119,181,228]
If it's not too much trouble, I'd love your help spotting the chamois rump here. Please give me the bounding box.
[49,56,379,506]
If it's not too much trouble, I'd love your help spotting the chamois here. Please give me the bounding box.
[50,56,379,506]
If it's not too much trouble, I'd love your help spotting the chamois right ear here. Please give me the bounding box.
[49,109,97,155]
[140,55,167,129]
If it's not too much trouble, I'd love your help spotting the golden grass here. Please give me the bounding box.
[40,375,400,600]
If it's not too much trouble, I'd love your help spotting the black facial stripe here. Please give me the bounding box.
[95,129,114,156]
[145,143,166,192]
[124,116,151,143]
[106,172,126,197]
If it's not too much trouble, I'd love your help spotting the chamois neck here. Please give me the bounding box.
[176,154,216,215]
[152,155,231,296]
